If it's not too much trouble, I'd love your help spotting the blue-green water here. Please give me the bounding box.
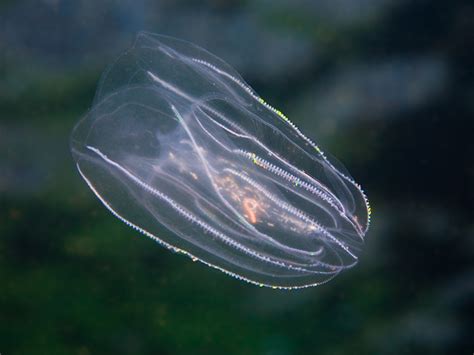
[1,1,472,354]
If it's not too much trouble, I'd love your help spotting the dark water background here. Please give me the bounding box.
[1,1,473,354]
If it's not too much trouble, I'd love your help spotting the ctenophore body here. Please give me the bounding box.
[71,32,371,289]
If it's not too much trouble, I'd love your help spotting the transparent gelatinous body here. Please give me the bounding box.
[71,32,371,289]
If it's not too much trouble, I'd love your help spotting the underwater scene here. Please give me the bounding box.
[1,1,472,354]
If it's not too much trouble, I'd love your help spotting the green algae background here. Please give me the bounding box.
[1,1,473,354]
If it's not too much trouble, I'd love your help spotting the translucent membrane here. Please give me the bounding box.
[71,32,371,289]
